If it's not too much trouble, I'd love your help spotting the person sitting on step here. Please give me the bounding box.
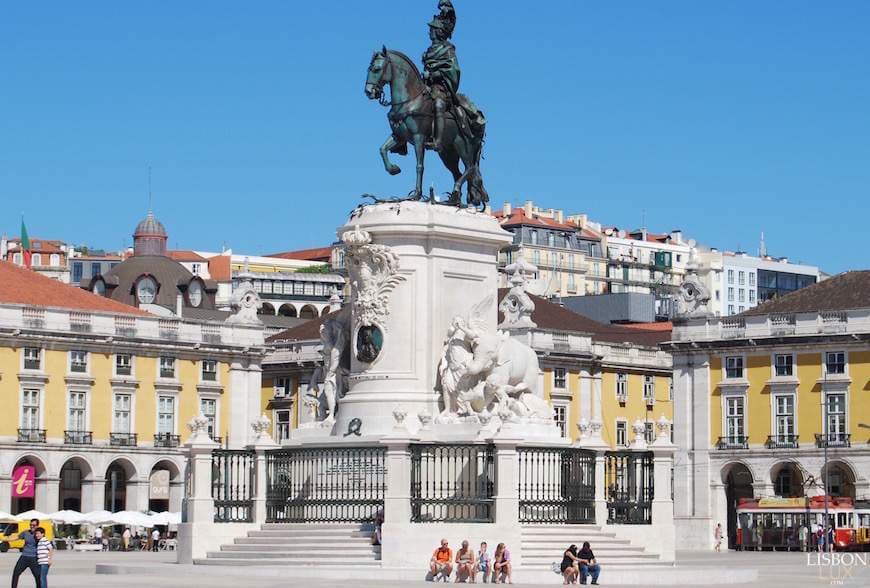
[429,538,453,581]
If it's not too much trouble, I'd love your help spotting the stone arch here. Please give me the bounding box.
[719,460,757,485]
[259,302,276,316]
[721,461,756,550]
[770,460,805,498]
[147,458,183,512]
[820,460,857,499]
[58,456,95,511]
[299,304,318,319]
[104,457,138,512]
[11,455,48,514]
[320,306,331,317]
[11,454,48,478]
[278,303,298,317]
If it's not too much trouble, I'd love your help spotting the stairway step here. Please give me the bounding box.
[221,544,380,554]
[237,537,375,545]
[196,558,381,567]
[248,530,372,538]
[260,523,370,530]
[207,551,378,560]
[522,545,644,553]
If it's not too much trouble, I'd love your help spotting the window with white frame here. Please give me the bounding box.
[113,393,131,433]
[200,398,217,439]
[115,354,132,376]
[21,389,40,430]
[738,271,745,285]
[293,282,304,295]
[70,350,88,373]
[68,391,87,431]
[825,351,845,375]
[643,375,654,401]
[725,356,744,379]
[616,421,627,447]
[739,306,745,313]
[774,394,794,440]
[727,287,734,301]
[616,373,627,399]
[274,377,292,397]
[774,354,794,377]
[749,272,756,286]
[749,290,756,303]
[31,253,41,267]
[728,304,735,315]
[644,421,655,443]
[159,356,176,379]
[157,396,175,434]
[553,405,567,437]
[727,269,734,284]
[24,347,41,370]
[201,360,218,382]
[303,282,315,296]
[274,410,291,443]
[826,393,846,436]
[725,396,745,441]
[50,254,60,266]
[191,263,202,275]
[553,368,567,389]
[738,289,745,302]
[314,283,325,296]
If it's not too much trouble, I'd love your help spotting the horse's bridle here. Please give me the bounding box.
[373,50,427,109]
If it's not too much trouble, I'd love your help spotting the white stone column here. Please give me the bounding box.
[492,436,521,528]
[593,451,608,526]
[177,427,219,564]
[86,479,106,512]
[248,415,278,524]
[37,477,59,512]
[579,369,592,424]
[127,479,150,512]
[379,434,413,569]
[228,358,263,448]
[0,477,12,513]
[169,481,184,513]
[650,421,677,561]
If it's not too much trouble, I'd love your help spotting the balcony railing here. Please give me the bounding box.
[765,435,799,449]
[64,430,93,445]
[110,433,138,447]
[815,433,851,448]
[154,433,181,448]
[716,436,748,450]
[18,429,46,443]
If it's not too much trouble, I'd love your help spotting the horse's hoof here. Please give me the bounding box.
[387,165,401,176]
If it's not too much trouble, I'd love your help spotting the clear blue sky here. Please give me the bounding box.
[3,1,868,272]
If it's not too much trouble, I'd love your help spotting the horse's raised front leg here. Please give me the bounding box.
[379,135,401,176]
[411,134,425,199]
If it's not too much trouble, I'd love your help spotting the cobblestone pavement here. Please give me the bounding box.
[0,549,867,587]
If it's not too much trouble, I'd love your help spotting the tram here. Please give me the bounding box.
[735,496,857,551]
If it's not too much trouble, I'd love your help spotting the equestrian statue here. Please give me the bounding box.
[364,0,489,209]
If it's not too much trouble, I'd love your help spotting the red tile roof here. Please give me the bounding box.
[207,255,232,282]
[0,260,149,316]
[7,237,67,254]
[622,321,674,332]
[492,209,578,231]
[266,246,333,262]
[168,250,207,262]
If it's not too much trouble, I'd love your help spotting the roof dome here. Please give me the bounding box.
[133,211,168,256]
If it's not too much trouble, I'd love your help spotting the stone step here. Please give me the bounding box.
[524,551,660,561]
[247,529,373,538]
[196,558,381,567]
[221,544,380,554]
[521,537,632,546]
[259,523,371,530]
[522,544,645,554]
[236,536,375,545]
[207,550,379,560]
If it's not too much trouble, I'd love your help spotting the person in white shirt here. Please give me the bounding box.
[35,526,53,588]
[151,528,161,552]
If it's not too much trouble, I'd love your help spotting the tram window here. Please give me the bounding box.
[837,513,849,527]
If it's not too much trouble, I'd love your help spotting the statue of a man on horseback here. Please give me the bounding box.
[364,0,488,208]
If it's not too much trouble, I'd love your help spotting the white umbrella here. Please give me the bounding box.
[49,510,86,524]
[0,511,16,523]
[14,510,49,521]
[111,511,153,528]
[82,510,115,525]
[149,511,181,525]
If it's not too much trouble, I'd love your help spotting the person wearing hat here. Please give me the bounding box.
[422,1,461,150]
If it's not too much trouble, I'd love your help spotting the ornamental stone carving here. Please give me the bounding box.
[187,414,212,442]
[306,307,351,424]
[675,248,711,318]
[251,414,271,438]
[226,258,263,325]
[341,226,406,328]
[498,254,537,329]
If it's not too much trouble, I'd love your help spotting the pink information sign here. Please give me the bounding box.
[12,465,35,498]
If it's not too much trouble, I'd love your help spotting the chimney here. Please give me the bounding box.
[502,202,512,216]
[670,230,683,244]
[556,210,564,223]
[176,293,184,317]
[524,200,533,217]
[641,228,648,241]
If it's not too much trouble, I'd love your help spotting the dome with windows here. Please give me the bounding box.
[133,211,168,256]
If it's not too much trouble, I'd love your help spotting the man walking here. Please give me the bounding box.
[10,518,41,588]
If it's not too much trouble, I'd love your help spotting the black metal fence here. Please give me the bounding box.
[212,449,256,523]
[518,447,595,524]
[266,446,386,523]
[410,444,495,523]
[605,451,653,524]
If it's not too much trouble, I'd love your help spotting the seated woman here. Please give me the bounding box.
[474,542,490,584]
[560,544,580,584]
[577,541,600,585]
[492,543,512,584]
[455,540,476,583]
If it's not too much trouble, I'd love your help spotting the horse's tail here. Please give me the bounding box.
[467,125,489,209]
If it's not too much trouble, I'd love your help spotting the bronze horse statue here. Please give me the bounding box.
[364,47,488,208]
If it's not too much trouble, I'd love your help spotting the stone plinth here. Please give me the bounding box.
[334,201,512,439]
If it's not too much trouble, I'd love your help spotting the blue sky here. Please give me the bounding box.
[2,1,868,272]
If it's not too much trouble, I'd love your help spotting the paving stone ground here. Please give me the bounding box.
[0,549,867,587]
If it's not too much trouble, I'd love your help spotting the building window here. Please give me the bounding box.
[727,287,734,302]
[68,391,87,431]
[23,347,42,370]
[553,368,567,389]
[738,271,745,285]
[644,421,655,443]
[159,356,175,379]
[749,273,756,286]
[262,281,273,294]
[643,375,654,401]
[113,393,131,433]
[616,373,627,399]
[738,289,745,302]
[274,377,292,397]
[21,389,40,430]
[749,290,755,303]
[201,360,218,382]
[725,356,744,379]
[31,253,42,267]
[774,469,794,497]
[738,306,745,313]
[727,304,735,315]
[774,394,794,439]
[553,405,567,437]
[274,409,291,443]
[314,283,325,296]
[72,262,83,283]
[50,254,59,266]
[825,351,845,375]
[727,269,734,284]
[826,393,846,436]
[616,421,627,447]
[547,232,555,247]
[304,282,315,296]
[532,250,540,265]
[530,230,538,245]
[115,354,132,376]
[157,396,175,434]
[293,282,304,295]
[725,396,745,441]
[70,350,88,373]
[774,354,793,377]
[200,398,217,439]
[191,263,201,275]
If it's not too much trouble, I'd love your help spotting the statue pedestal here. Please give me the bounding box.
[334,201,512,439]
